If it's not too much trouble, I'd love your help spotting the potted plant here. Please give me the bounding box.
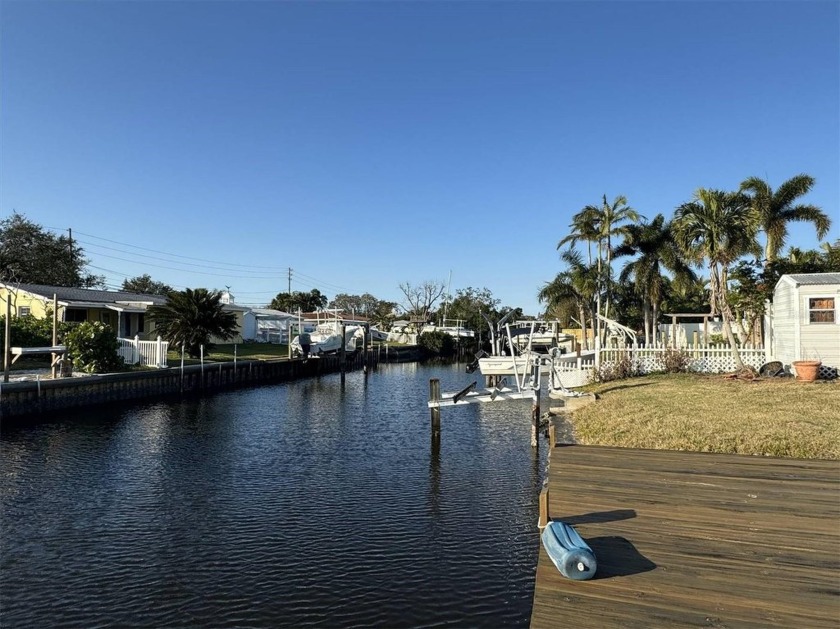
[792,353,821,382]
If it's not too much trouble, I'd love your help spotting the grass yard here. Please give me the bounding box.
[571,373,839,459]
[165,343,292,364]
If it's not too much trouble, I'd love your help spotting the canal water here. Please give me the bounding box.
[1,362,548,628]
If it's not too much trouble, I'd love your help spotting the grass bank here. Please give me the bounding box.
[569,373,839,459]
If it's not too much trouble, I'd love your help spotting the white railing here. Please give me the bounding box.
[118,336,169,368]
[599,345,767,375]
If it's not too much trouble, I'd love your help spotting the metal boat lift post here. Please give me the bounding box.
[427,353,543,447]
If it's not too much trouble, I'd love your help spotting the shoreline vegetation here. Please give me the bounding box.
[571,373,839,460]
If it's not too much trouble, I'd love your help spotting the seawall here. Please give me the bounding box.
[0,348,401,419]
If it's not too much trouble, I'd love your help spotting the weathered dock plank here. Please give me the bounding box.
[531,445,840,628]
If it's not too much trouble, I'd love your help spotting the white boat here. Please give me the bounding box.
[422,319,475,338]
[291,323,363,357]
[370,327,389,342]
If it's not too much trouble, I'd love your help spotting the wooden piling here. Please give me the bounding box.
[549,423,556,449]
[340,324,346,382]
[531,393,540,448]
[538,484,550,529]
[430,378,441,436]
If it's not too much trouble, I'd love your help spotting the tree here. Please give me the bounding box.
[614,214,695,345]
[148,288,238,357]
[327,292,398,327]
[539,249,598,348]
[674,189,759,369]
[269,289,328,313]
[740,174,831,262]
[559,196,641,342]
[398,280,446,321]
[0,212,103,287]
[441,287,502,335]
[122,274,173,295]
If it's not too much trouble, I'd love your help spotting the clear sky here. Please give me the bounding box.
[2,0,838,315]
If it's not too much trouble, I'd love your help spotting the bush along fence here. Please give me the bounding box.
[550,344,770,387]
[599,345,768,375]
[0,349,379,419]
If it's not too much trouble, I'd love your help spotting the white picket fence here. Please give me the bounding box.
[599,345,767,375]
[118,336,169,368]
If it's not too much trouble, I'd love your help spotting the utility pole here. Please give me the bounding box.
[68,228,74,278]
[288,268,292,294]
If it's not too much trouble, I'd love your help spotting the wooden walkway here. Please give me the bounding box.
[531,445,840,628]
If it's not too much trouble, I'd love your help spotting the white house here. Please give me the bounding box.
[766,273,840,375]
[242,308,296,343]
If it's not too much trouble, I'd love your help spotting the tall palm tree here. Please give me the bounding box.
[148,288,238,358]
[558,205,601,265]
[539,249,598,349]
[674,189,759,369]
[740,174,831,262]
[559,195,641,342]
[614,214,696,345]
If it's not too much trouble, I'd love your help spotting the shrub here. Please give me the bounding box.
[63,322,124,374]
[418,330,456,358]
[661,348,694,373]
[0,315,54,353]
[593,354,639,383]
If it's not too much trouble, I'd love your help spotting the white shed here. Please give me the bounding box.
[767,273,840,375]
[242,308,295,343]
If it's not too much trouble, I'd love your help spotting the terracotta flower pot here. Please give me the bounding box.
[792,360,821,382]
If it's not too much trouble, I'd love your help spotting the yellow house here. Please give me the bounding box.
[0,283,250,344]
[0,282,166,339]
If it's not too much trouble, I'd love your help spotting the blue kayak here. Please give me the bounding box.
[541,520,597,581]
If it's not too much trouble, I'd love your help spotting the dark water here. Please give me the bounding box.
[1,363,547,628]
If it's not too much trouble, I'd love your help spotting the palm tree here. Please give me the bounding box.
[674,189,759,369]
[614,214,696,346]
[740,174,831,262]
[148,288,238,358]
[539,249,598,349]
[559,195,641,342]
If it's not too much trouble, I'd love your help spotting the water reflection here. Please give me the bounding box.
[2,363,542,628]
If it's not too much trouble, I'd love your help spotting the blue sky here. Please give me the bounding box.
[2,1,838,315]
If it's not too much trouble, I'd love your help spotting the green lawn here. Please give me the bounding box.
[568,373,839,459]
[165,343,292,365]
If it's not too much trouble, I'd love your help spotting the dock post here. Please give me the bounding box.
[430,378,441,436]
[549,423,556,449]
[340,324,346,383]
[538,485,550,529]
[531,391,540,448]
[363,324,369,375]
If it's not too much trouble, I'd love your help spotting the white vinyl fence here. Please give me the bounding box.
[599,345,767,375]
[118,336,169,368]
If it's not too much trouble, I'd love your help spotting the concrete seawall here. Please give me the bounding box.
[1,349,392,418]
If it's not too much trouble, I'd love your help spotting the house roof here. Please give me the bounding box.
[780,273,840,287]
[249,308,295,318]
[2,282,167,305]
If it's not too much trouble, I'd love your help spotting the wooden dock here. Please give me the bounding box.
[531,445,840,628]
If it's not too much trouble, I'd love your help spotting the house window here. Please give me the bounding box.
[100,312,112,327]
[18,306,31,317]
[808,297,835,323]
[64,308,88,323]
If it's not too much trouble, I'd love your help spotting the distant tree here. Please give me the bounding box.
[441,287,501,334]
[0,212,103,287]
[327,292,398,328]
[398,280,446,321]
[269,289,328,313]
[148,288,238,358]
[121,274,173,295]
[740,174,831,262]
